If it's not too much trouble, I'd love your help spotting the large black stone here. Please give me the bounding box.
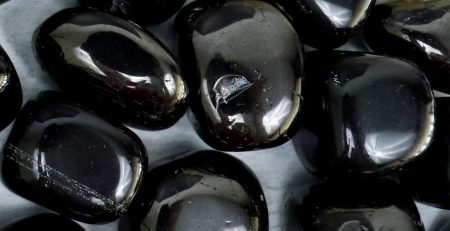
[4,214,85,231]
[400,97,450,209]
[298,180,425,230]
[278,0,375,49]
[366,0,450,93]
[176,0,303,151]
[2,91,148,223]
[125,151,269,231]
[34,8,189,130]
[294,51,435,177]
[78,0,186,24]
[0,46,22,131]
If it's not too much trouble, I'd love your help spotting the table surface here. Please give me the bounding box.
[0,0,448,230]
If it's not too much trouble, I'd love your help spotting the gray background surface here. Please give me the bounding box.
[0,0,448,230]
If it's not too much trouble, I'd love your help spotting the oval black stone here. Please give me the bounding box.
[34,8,189,130]
[298,180,425,230]
[126,151,269,231]
[278,0,375,49]
[400,97,450,209]
[294,51,435,176]
[176,0,303,151]
[2,91,148,223]
[78,0,186,24]
[366,0,450,93]
[0,46,22,131]
[4,214,85,231]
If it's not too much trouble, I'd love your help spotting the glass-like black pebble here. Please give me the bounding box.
[176,0,303,151]
[34,8,189,130]
[294,51,434,176]
[0,46,22,131]
[2,91,148,223]
[126,151,268,231]
[366,0,450,93]
[78,0,186,24]
[4,214,85,231]
[400,97,450,209]
[298,180,425,230]
[278,0,375,49]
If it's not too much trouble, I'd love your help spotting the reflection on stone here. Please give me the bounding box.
[278,0,375,48]
[0,46,22,131]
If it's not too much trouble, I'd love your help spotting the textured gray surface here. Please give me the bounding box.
[0,0,448,230]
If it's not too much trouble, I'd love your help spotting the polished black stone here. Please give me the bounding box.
[366,0,450,93]
[34,8,189,130]
[400,97,450,209]
[176,0,303,151]
[126,151,269,231]
[0,46,22,131]
[294,51,434,176]
[278,0,375,49]
[2,91,148,223]
[298,180,425,231]
[78,0,186,23]
[4,214,85,231]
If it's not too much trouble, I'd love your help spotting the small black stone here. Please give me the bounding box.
[78,0,186,24]
[2,91,148,223]
[294,51,435,176]
[0,46,22,131]
[4,214,85,231]
[34,8,189,130]
[298,180,425,231]
[176,0,303,151]
[125,151,268,231]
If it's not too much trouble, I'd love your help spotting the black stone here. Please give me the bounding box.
[278,0,375,49]
[2,91,148,223]
[400,97,450,209]
[78,0,186,24]
[298,180,425,231]
[34,8,189,130]
[0,46,22,131]
[4,214,85,231]
[176,0,303,151]
[366,0,450,93]
[126,151,268,231]
[294,51,434,177]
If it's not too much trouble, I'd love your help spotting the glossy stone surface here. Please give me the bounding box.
[294,51,434,176]
[278,0,375,49]
[78,0,186,23]
[366,0,450,93]
[298,180,425,230]
[2,91,148,223]
[400,97,450,209]
[5,214,85,231]
[0,46,22,131]
[177,0,303,151]
[126,151,268,231]
[34,8,189,130]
